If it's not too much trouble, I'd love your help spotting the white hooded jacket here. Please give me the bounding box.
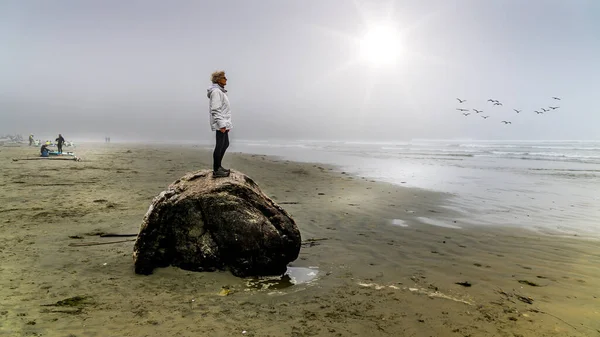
[207,84,232,131]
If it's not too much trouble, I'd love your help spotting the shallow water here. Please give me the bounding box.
[229,139,600,236]
[415,216,462,229]
[390,219,409,227]
[245,267,319,290]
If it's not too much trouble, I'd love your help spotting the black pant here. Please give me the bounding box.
[213,130,229,171]
[57,143,63,153]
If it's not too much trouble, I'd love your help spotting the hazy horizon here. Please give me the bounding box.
[2,0,599,143]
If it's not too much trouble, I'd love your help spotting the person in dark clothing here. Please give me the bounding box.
[207,71,232,178]
[40,144,50,157]
[56,134,65,153]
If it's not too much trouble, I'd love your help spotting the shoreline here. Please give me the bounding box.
[227,145,599,241]
[1,143,599,336]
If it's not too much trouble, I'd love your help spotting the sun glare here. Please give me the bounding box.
[359,24,402,67]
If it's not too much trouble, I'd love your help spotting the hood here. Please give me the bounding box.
[207,83,227,98]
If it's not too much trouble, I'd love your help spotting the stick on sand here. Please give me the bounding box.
[68,239,135,247]
[99,233,138,237]
[12,157,79,161]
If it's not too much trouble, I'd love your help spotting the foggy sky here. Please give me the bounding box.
[1,0,599,142]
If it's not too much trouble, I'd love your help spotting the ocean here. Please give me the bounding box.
[229,139,600,237]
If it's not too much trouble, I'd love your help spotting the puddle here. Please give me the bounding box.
[391,219,409,227]
[246,267,319,290]
[416,216,461,229]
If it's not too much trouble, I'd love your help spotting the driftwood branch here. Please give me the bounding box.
[68,239,135,247]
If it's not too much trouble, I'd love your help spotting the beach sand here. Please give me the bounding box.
[1,143,599,337]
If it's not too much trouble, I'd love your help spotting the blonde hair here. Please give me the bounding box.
[211,71,226,83]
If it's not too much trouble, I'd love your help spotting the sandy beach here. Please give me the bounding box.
[1,143,599,337]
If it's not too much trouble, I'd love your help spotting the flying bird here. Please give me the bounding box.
[535,111,544,114]
[457,98,466,103]
[493,102,503,106]
[541,108,549,112]
[513,109,521,113]
[481,116,490,119]
[473,109,483,113]
[552,97,561,100]
[462,113,471,116]
[549,106,559,110]
[501,121,511,124]
[487,99,497,103]
[457,108,469,112]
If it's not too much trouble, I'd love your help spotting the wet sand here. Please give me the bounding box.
[1,143,599,337]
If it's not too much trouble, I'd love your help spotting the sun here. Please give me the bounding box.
[359,24,402,67]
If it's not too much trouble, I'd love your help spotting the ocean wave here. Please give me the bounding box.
[454,143,600,151]
[515,156,600,164]
[385,149,600,163]
[353,147,599,162]
[527,152,600,159]
[536,172,600,179]
[400,152,475,157]
[456,143,522,148]
[342,141,411,146]
[244,143,312,149]
[236,140,600,164]
[529,168,600,172]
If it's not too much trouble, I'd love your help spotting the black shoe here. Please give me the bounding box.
[220,166,231,173]
[213,168,230,178]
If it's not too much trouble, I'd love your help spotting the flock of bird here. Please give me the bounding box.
[455,97,561,125]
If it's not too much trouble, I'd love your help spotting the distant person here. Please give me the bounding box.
[29,134,34,146]
[40,144,50,157]
[56,134,65,153]
[207,70,232,178]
